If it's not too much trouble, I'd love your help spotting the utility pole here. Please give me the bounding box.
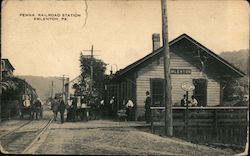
[51,80,54,98]
[62,75,65,95]
[0,59,2,122]
[161,0,173,137]
[90,45,94,95]
[62,75,67,101]
[55,75,68,101]
[82,45,100,95]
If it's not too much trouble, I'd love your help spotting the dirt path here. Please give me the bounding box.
[0,109,240,155]
[31,119,237,155]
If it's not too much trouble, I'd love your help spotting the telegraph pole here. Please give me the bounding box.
[62,75,65,95]
[51,80,54,98]
[55,75,68,101]
[82,45,100,95]
[0,58,2,122]
[90,45,94,94]
[161,0,173,136]
[62,75,67,102]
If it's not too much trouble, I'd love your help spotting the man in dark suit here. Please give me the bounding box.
[51,97,59,121]
[72,97,77,121]
[58,98,66,123]
[181,94,187,107]
[145,91,151,123]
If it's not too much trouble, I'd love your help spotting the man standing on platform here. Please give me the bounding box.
[144,91,151,123]
[181,94,187,107]
[125,99,134,121]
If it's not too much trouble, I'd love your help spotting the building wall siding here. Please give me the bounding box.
[135,52,221,119]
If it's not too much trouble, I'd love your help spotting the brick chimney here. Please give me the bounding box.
[152,33,160,51]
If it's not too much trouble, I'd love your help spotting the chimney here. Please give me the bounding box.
[152,33,160,51]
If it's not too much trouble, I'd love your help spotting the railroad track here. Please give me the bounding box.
[0,120,33,139]
[0,117,53,154]
[22,117,54,154]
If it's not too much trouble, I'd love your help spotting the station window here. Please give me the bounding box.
[193,79,207,106]
[150,79,164,106]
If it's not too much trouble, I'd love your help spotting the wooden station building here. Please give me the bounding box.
[106,34,245,121]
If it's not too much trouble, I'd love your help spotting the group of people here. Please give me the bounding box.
[30,98,43,120]
[19,96,43,120]
[109,96,135,121]
[51,96,102,122]
[144,91,199,123]
[48,92,198,124]
[181,94,198,107]
[51,96,66,123]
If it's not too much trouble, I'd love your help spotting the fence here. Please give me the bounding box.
[150,106,248,147]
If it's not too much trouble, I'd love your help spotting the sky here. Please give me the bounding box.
[2,0,249,80]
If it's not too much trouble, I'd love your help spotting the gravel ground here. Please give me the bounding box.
[33,118,237,155]
[1,110,240,155]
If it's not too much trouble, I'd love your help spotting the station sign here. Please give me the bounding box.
[170,69,191,74]
[181,82,195,92]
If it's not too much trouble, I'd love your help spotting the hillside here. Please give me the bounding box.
[16,75,63,100]
[219,49,249,85]
[220,49,249,75]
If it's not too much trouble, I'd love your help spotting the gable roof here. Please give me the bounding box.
[115,33,245,78]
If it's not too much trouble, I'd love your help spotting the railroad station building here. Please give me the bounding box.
[106,33,245,121]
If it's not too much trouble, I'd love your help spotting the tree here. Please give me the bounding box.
[221,78,245,103]
[76,52,107,102]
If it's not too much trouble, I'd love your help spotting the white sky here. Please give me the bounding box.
[2,0,249,80]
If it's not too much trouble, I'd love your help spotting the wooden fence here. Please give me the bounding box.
[150,106,248,147]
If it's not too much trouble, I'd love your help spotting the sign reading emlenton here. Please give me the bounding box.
[181,82,195,92]
[170,69,191,74]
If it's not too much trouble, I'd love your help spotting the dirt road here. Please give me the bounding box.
[25,114,237,155]
[0,109,241,155]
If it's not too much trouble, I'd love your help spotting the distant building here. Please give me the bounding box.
[106,33,245,121]
[1,59,15,78]
[1,59,38,119]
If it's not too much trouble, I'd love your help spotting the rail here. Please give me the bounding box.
[0,117,54,154]
[150,106,249,110]
[22,117,54,154]
[0,120,33,139]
